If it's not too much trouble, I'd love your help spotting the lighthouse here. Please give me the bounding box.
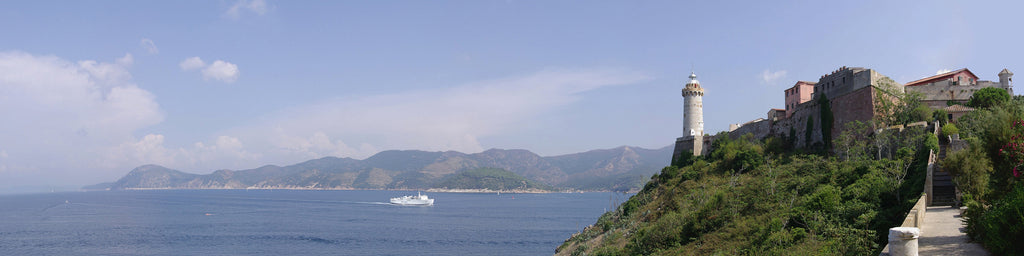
[682,72,704,138]
[673,72,707,160]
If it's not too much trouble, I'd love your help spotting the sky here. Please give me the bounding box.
[0,0,1020,193]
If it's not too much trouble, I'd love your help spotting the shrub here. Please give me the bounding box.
[942,123,960,140]
[911,105,932,123]
[941,142,992,199]
[591,245,626,256]
[659,166,680,182]
[969,183,1024,255]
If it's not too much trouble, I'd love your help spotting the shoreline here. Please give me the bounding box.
[93,187,635,194]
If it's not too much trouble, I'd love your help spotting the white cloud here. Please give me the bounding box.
[225,0,268,20]
[140,38,159,54]
[116,53,134,67]
[180,57,239,83]
[202,60,240,83]
[114,134,178,167]
[760,69,788,85]
[0,59,647,189]
[224,68,650,163]
[111,134,261,172]
[270,131,378,160]
[0,51,164,187]
[936,69,952,75]
[179,57,205,71]
[78,54,135,86]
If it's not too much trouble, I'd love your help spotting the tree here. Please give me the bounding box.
[805,116,815,148]
[873,83,928,126]
[933,108,949,124]
[942,123,960,141]
[835,120,872,161]
[967,87,1011,109]
[818,94,834,151]
[942,139,992,199]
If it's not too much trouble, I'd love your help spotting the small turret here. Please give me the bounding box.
[999,69,1013,94]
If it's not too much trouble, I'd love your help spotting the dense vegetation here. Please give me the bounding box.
[432,168,555,191]
[941,95,1024,255]
[967,87,1011,109]
[557,85,944,255]
[557,129,933,255]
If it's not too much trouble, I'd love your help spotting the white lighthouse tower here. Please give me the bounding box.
[672,71,707,160]
[682,72,705,138]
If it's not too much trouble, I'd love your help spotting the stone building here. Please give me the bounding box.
[699,67,902,154]
[784,81,815,118]
[672,72,708,160]
[744,67,899,147]
[942,104,976,123]
[670,66,1013,160]
[903,68,1013,109]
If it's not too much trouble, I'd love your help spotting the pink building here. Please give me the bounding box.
[784,81,816,118]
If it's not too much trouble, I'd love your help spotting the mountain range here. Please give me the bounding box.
[93,145,673,192]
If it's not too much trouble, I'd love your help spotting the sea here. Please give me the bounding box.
[0,190,630,255]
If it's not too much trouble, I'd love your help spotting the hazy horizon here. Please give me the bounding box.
[1,0,1020,193]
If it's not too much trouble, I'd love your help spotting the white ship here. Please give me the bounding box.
[390,192,434,206]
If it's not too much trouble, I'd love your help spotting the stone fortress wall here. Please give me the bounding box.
[726,67,894,148]
[673,66,1013,160]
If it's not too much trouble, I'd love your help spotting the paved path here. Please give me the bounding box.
[918,206,989,255]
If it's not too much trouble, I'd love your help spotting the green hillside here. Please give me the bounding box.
[557,130,933,255]
[433,168,555,191]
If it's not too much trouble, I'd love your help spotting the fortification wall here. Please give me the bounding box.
[906,83,989,109]
[726,85,879,150]
[672,135,714,162]
[830,85,877,139]
[728,119,772,141]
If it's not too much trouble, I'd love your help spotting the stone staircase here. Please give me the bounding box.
[932,144,957,206]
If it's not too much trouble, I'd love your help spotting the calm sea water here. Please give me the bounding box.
[0,190,628,255]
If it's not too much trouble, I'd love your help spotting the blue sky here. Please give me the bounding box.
[0,0,1020,192]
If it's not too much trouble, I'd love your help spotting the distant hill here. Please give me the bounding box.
[433,168,554,191]
[93,145,673,192]
[548,146,672,191]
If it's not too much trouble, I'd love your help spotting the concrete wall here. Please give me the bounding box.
[880,193,930,256]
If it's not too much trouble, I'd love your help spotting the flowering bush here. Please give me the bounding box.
[999,120,1024,178]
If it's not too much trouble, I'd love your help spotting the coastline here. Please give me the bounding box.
[100,187,631,193]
